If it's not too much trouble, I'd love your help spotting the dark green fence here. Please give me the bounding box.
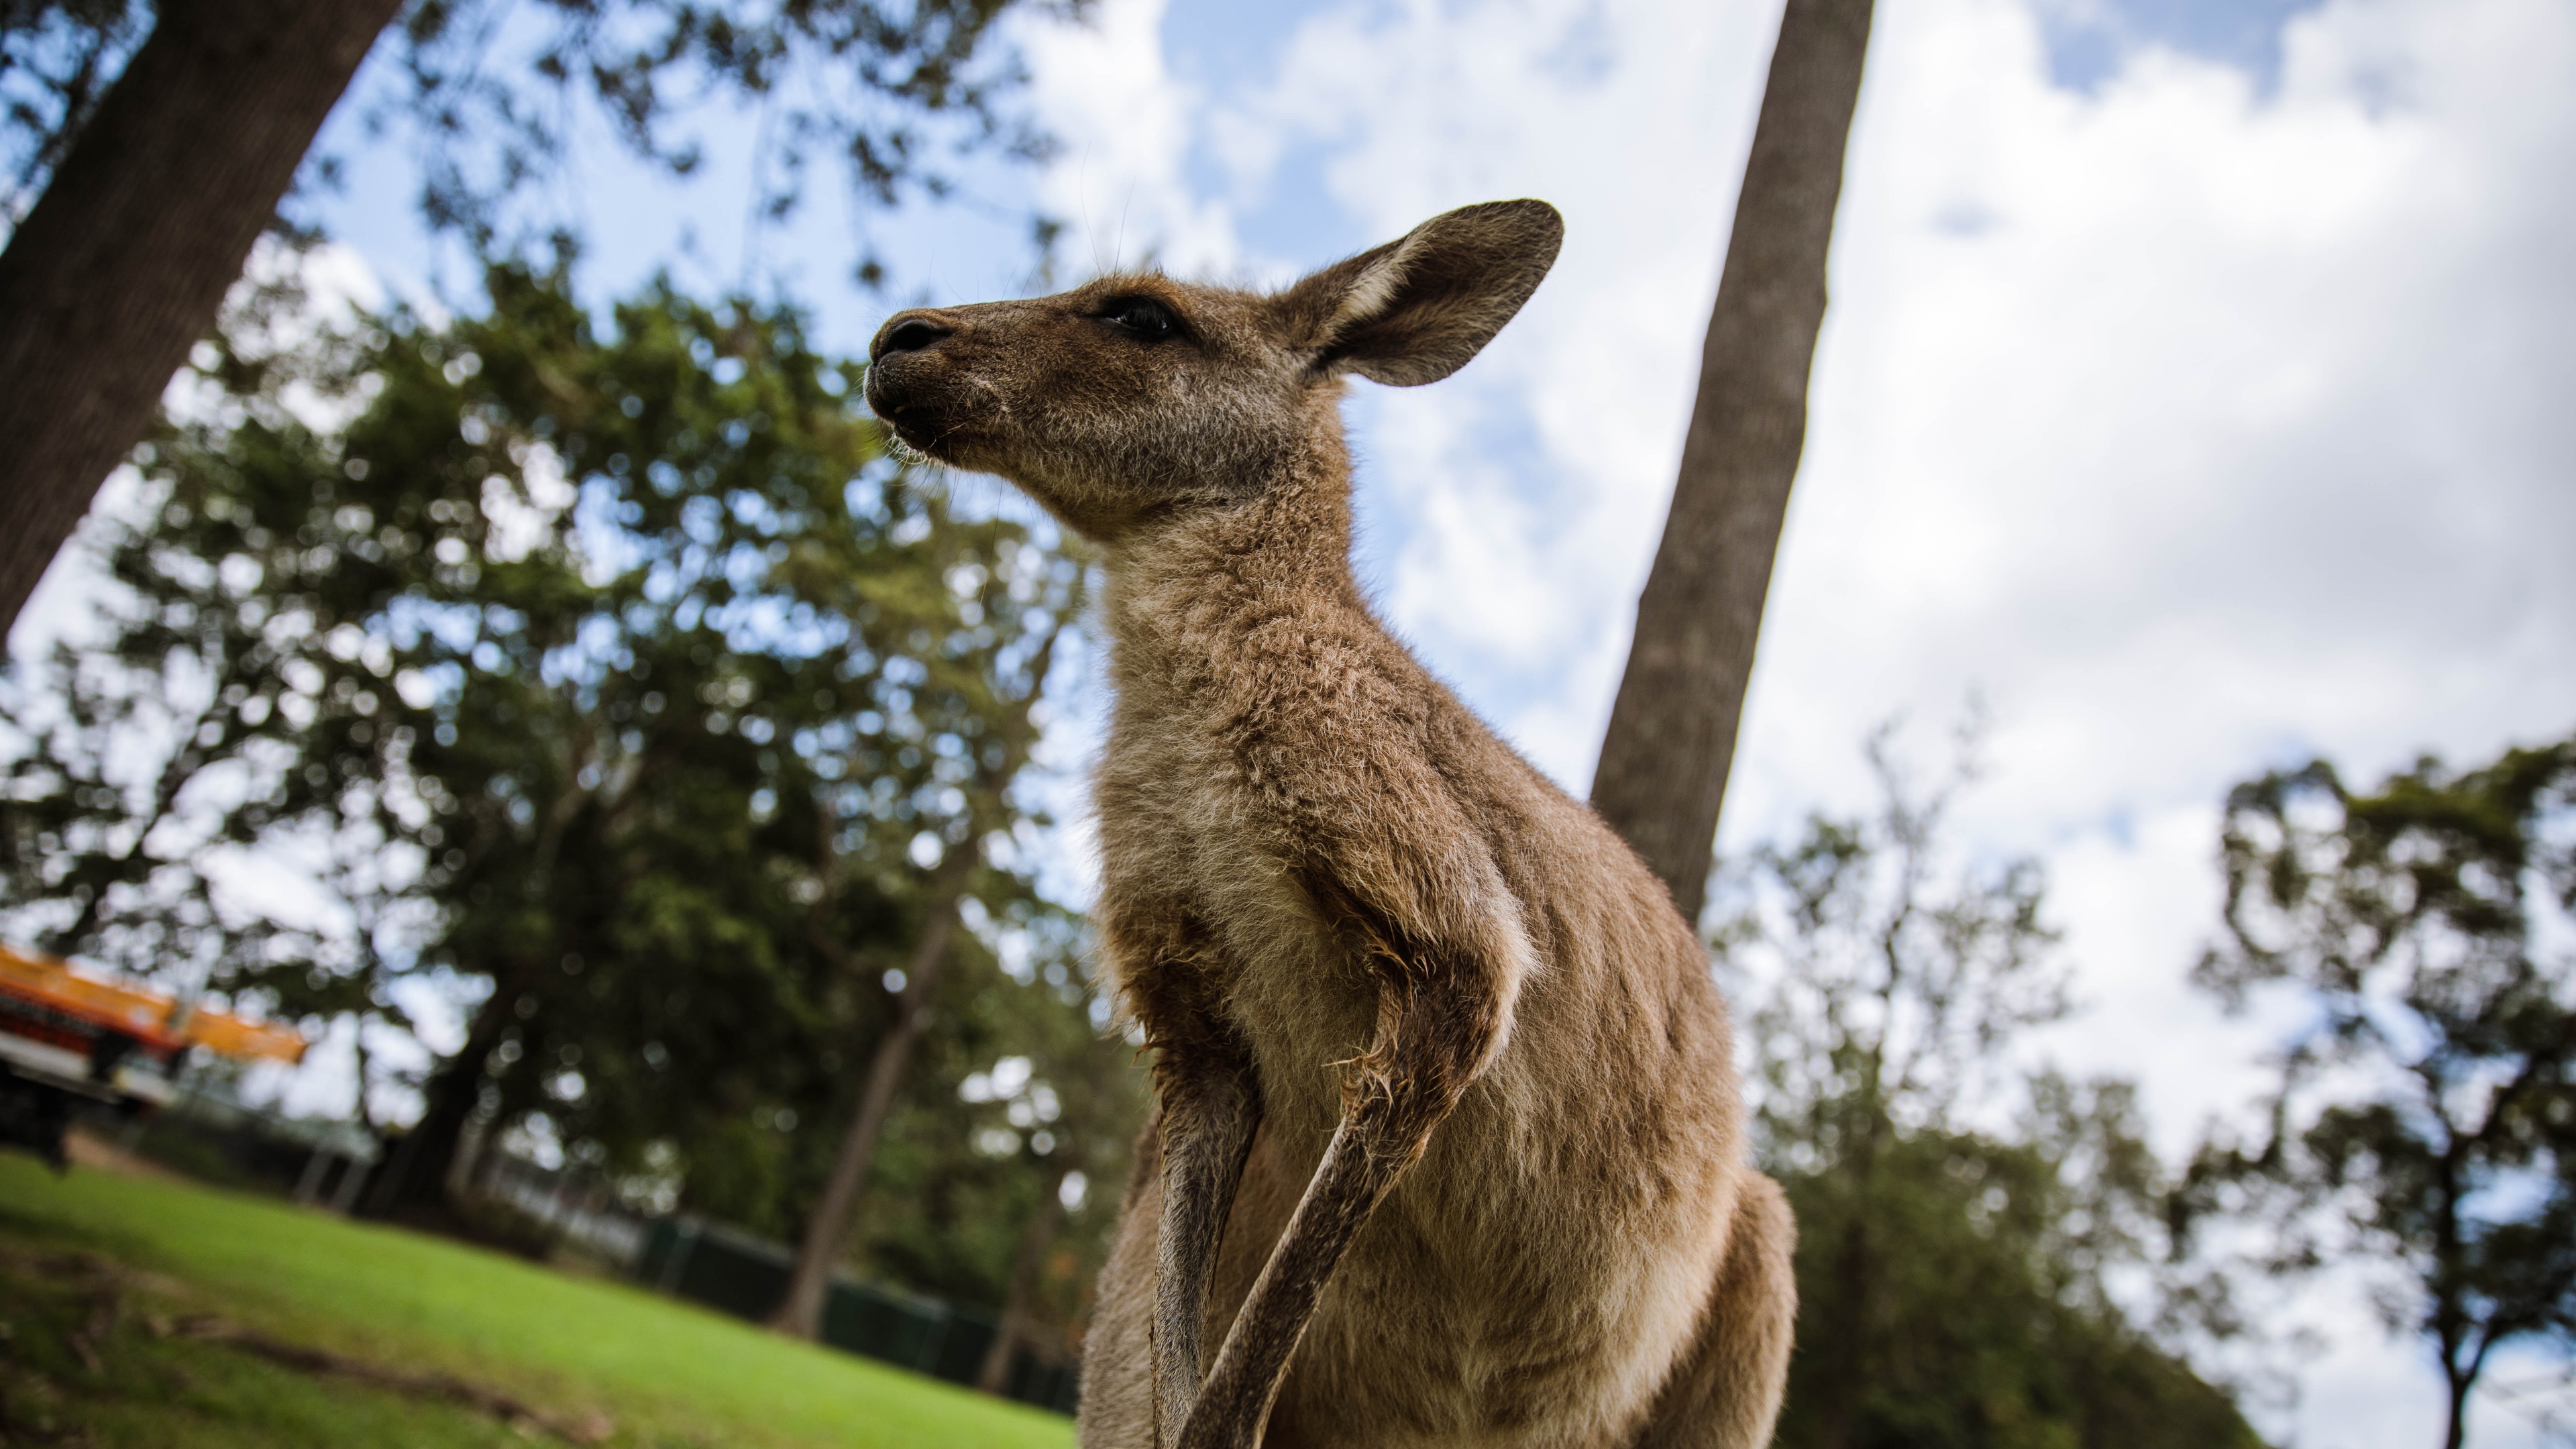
[633,1217,1081,1415]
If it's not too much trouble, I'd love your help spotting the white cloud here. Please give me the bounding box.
[1009,0,2576,1440]
[1019,0,1245,279]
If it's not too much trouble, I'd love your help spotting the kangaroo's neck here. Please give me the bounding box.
[1099,429,1369,690]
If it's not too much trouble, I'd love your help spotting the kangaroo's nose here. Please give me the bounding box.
[871,312,953,362]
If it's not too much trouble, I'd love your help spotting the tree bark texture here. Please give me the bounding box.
[769,627,1063,1340]
[363,956,533,1218]
[1590,0,1876,923]
[977,1165,1071,1395]
[767,884,967,1339]
[1815,1113,1884,1449]
[0,0,401,638]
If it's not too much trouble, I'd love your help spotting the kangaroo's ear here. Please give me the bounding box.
[1273,199,1563,387]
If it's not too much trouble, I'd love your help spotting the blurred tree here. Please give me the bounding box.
[0,0,1072,640]
[0,628,272,984]
[0,261,1097,1252]
[4,2,151,206]
[2180,737,2576,1449]
[250,797,443,1138]
[1593,0,1876,922]
[967,1011,1141,1393]
[0,266,398,981]
[853,900,1145,1385]
[1720,729,2263,1449]
[767,596,1068,1338]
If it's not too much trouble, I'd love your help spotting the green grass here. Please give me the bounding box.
[0,1151,1075,1448]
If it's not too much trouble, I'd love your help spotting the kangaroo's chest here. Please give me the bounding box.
[1094,703,1273,889]
[1093,672,1744,1448]
[1091,699,1383,1118]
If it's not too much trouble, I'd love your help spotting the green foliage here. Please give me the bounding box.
[0,260,1140,1330]
[0,1152,1075,1446]
[2183,735,2576,1445]
[1719,729,2261,1449]
[1769,1085,2259,1449]
[860,947,1144,1334]
[386,0,1068,266]
[4,0,1071,280]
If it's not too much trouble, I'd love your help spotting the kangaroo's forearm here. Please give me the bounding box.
[1152,1061,1262,1446]
[1177,1112,1387,1449]
[1177,965,1493,1449]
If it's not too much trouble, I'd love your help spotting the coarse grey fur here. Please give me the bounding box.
[865,199,1795,1449]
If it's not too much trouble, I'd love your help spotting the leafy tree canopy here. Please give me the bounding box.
[3,0,1075,274]
[2182,735,2576,1449]
[1718,728,2265,1449]
[0,259,1138,1330]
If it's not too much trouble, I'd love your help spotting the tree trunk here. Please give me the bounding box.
[363,958,532,1217]
[767,882,967,1340]
[1816,1106,1886,1449]
[0,0,402,638]
[2440,1334,2489,1449]
[1590,0,1877,922]
[977,1165,1071,1395]
[771,627,1061,1340]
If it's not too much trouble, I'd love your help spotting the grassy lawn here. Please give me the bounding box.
[0,1150,1075,1448]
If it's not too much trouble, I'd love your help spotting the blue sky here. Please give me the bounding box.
[2042,0,2330,92]
[215,1,2576,1442]
[301,0,2344,337]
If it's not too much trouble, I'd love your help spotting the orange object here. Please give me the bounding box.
[0,944,305,1065]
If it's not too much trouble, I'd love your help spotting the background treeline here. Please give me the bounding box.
[1721,728,2576,1449]
[1717,735,2263,1449]
[3,258,2570,1440]
[0,256,1142,1360]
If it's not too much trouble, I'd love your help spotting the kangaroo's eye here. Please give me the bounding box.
[1101,297,1176,340]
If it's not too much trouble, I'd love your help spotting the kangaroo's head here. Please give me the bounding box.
[864,199,1563,543]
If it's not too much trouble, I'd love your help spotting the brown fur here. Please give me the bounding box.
[865,201,1794,1449]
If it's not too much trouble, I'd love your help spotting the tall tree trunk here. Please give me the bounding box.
[771,625,1063,1340]
[977,1165,1071,1395]
[364,749,597,1216]
[1816,1104,1886,1449]
[1590,0,1877,922]
[363,956,535,1217]
[2440,1332,2489,1449]
[0,0,402,638]
[767,879,969,1339]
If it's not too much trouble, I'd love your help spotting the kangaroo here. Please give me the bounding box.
[864,200,1794,1449]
